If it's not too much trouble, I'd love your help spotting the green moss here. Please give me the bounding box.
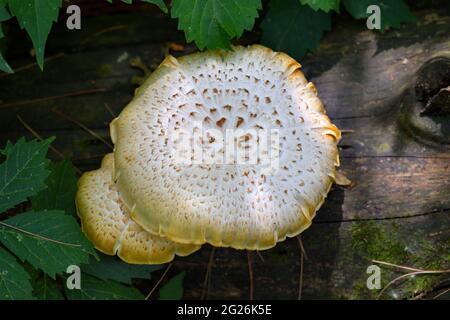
[351,221,408,263]
[350,221,450,299]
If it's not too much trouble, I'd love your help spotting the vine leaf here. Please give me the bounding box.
[0,5,12,73]
[0,137,54,214]
[113,0,168,13]
[0,23,12,73]
[141,0,168,13]
[32,273,64,300]
[343,0,415,31]
[261,0,331,59]
[171,0,262,50]
[300,0,340,12]
[158,271,186,300]
[0,5,10,21]
[0,247,35,300]
[0,210,96,278]
[31,160,78,215]
[82,253,163,285]
[65,274,144,300]
[7,0,63,70]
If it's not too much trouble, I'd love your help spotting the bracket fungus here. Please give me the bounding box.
[76,154,200,264]
[76,45,340,263]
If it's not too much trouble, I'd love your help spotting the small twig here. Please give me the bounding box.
[299,251,304,300]
[80,25,128,46]
[0,88,106,109]
[411,290,428,300]
[377,271,424,299]
[373,259,450,299]
[0,221,81,247]
[17,115,65,159]
[247,251,254,300]
[256,251,265,262]
[0,53,65,78]
[297,236,305,300]
[52,109,113,150]
[372,260,449,273]
[16,115,83,175]
[201,247,215,300]
[377,271,450,299]
[297,235,308,260]
[433,287,450,299]
[145,263,173,300]
[104,103,117,118]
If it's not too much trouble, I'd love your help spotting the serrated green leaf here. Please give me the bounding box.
[142,0,167,13]
[0,53,12,73]
[0,210,96,278]
[343,0,414,31]
[261,0,331,59]
[171,0,262,50]
[82,253,163,285]
[0,23,12,74]
[0,5,11,22]
[0,247,35,300]
[300,0,340,12]
[8,0,63,70]
[0,140,13,156]
[0,137,54,213]
[141,0,168,13]
[114,0,168,13]
[32,274,64,300]
[158,271,185,300]
[31,160,77,215]
[65,274,144,300]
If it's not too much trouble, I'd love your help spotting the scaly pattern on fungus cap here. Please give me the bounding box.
[110,45,340,250]
[75,154,200,264]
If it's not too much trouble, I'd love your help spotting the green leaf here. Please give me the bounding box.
[0,5,11,22]
[65,274,144,300]
[7,0,63,70]
[0,137,54,213]
[141,0,168,13]
[300,0,340,12]
[158,271,185,300]
[343,0,414,31]
[0,140,13,156]
[82,253,163,285]
[32,274,64,300]
[171,0,262,50]
[0,23,12,73]
[0,247,35,300]
[113,0,168,13]
[261,0,331,59]
[0,210,96,278]
[31,160,77,215]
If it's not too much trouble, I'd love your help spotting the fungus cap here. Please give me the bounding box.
[76,154,200,264]
[110,45,340,250]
